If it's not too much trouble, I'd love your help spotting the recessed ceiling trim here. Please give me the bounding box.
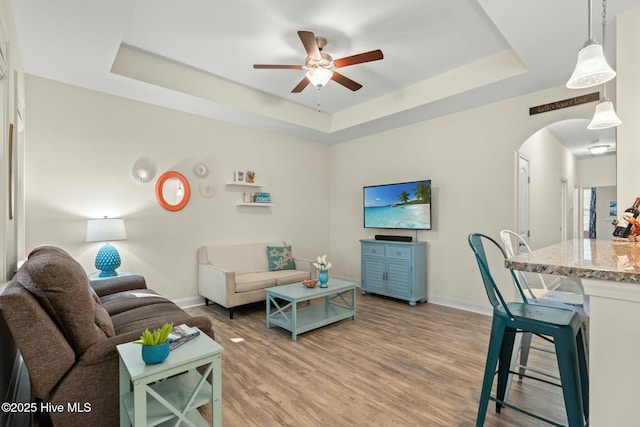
[111,44,332,132]
[330,49,527,132]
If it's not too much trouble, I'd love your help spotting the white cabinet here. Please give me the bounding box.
[360,239,427,306]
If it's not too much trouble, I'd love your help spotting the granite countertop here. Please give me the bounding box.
[505,238,640,284]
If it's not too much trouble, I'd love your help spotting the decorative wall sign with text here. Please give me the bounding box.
[529,92,599,116]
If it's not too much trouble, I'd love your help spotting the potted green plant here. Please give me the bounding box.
[135,322,173,364]
[246,170,255,183]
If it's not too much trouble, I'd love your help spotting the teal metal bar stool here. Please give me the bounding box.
[468,233,588,427]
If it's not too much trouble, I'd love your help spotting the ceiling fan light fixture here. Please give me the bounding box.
[587,98,622,129]
[306,67,333,88]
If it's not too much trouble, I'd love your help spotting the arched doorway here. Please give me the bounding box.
[516,119,616,248]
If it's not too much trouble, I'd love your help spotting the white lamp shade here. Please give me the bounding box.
[306,68,333,87]
[566,42,616,89]
[587,99,622,130]
[86,218,127,242]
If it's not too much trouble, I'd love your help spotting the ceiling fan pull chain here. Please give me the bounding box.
[317,88,322,113]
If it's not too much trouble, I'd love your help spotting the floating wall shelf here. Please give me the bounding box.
[237,202,275,207]
[226,181,264,187]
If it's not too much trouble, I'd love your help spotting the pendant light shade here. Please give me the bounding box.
[587,98,622,129]
[566,41,616,89]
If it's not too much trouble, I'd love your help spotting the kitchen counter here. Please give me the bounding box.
[505,238,640,283]
[506,238,640,426]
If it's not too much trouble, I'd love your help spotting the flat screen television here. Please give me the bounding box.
[363,180,432,230]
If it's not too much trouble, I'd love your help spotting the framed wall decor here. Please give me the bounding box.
[234,170,245,182]
[8,123,13,220]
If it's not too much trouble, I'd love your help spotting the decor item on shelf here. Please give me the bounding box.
[199,182,216,198]
[587,0,621,130]
[246,170,255,183]
[302,279,318,288]
[134,323,173,364]
[130,156,157,184]
[313,255,332,288]
[193,163,208,178]
[253,192,271,203]
[86,216,127,277]
[566,0,616,89]
[243,192,253,203]
[234,170,245,182]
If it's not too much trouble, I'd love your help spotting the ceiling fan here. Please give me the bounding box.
[253,30,383,93]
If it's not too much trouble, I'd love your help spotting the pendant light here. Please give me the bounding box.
[566,0,616,89]
[588,0,621,130]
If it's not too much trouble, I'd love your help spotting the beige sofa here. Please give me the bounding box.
[198,242,313,318]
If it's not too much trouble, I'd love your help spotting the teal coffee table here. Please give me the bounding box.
[266,278,356,340]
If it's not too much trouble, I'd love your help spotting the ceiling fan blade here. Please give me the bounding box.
[331,72,363,91]
[334,49,384,68]
[291,76,310,93]
[298,30,321,60]
[253,64,302,70]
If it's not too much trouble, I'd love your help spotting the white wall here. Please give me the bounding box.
[519,127,577,249]
[578,155,616,188]
[0,0,25,284]
[617,6,640,218]
[24,76,330,301]
[329,86,596,313]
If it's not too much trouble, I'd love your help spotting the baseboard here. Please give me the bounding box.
[173,296,206,309]
[173,276,362,310]
[172,288,488,316]
[427,294,492,316]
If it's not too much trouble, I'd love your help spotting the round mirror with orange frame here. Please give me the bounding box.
[155,171,191,211]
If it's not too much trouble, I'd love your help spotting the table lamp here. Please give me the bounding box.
[86,217,127,277]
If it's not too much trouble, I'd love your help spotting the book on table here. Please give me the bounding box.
[168,324,200,350]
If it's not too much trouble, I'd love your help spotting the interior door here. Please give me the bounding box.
[517,155,530,251]
[561,178,568,242]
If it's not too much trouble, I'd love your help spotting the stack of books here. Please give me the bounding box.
[168,324,200,350]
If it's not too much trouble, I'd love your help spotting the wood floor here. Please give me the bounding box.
[187,292,567,426]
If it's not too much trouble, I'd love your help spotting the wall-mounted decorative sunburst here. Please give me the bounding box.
[131,156,157,184]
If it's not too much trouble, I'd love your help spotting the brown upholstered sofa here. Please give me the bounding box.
[0,245,214,427]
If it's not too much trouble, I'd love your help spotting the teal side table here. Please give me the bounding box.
[89,271,133,281]
[117,330,223,427]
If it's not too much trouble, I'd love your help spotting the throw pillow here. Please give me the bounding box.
[266,245,295,271]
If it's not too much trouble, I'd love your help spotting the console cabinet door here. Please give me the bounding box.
[385,260,412,298]
[362,257,385,293]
